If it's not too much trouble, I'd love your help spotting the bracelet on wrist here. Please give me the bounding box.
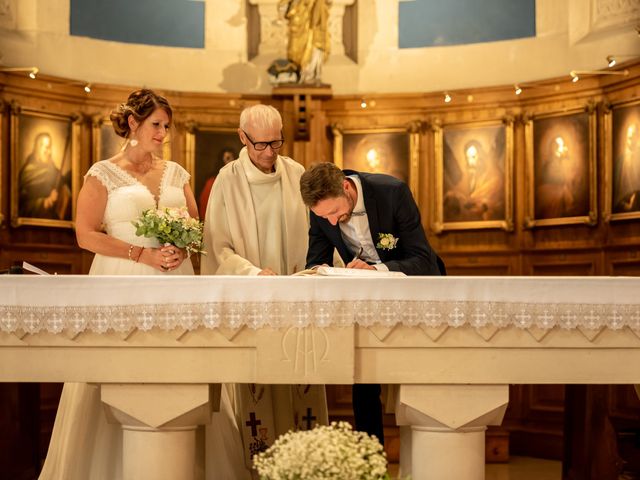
[127,244,135,261]
[135,246,144,263]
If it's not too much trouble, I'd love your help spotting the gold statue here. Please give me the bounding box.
[279,0,330,84]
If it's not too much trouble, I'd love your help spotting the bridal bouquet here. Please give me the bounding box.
[253,421,389,480]
[132,206,206,256]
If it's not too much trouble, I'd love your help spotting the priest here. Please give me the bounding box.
[201,104,328,468]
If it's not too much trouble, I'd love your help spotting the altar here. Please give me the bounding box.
[2,275,640,479]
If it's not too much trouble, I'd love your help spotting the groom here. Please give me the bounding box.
[299,162,445,443]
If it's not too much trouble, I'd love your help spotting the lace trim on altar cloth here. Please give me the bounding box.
[1,301,640,334]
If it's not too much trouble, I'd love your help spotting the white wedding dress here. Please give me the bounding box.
[39,160,250,480]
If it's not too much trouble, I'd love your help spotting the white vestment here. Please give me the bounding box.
[201,147,328,467]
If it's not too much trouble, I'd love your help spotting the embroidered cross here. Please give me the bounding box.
[380,306,395,326]
[608,310,622,328]
[583,310,600,329]
[48,311,64,333]
[245,412,262,437]
[203,306,219,328]
[302,407,316,430]
[515,310,532,327]
[181,309,197,328]
[293,307,309,327]
[316,306,330,327]
[537,310,554,328]
[448,306,464,326]
[424,307,442,326]
[470,309,487,327]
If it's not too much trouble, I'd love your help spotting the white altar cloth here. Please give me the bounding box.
[1,275,639,333]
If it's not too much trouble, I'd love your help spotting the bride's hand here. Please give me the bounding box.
[159,245,185,271]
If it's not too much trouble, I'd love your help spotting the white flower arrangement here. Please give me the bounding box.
[376,233,398,251]
[253,421,389,480]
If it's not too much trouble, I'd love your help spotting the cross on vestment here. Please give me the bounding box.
[302,407,316,429]
[245,412,262,437]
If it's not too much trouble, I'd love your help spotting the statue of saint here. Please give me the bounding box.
[279,0,330,84]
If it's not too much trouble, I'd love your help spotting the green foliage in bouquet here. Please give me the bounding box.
[132,206,206,256]
[253,421,390,480]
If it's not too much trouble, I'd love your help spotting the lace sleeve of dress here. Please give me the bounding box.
[84,161,120,192]
[165,161,191,188]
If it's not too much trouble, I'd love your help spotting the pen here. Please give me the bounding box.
[351,246,363,263]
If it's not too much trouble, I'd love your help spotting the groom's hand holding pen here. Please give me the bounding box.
[346,246,375,270]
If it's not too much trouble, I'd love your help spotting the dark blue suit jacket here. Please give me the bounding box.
[305,171,445,276]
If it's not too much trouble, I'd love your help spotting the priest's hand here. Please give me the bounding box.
[346,259,375,270]
[258,267,277,276]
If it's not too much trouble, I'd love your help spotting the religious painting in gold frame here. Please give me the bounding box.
[331,123,420,199]
[10,105,80,228]
[603,98,640,222]
[524,105,597,228]
[185,124,243,218]
[432,118,514,233]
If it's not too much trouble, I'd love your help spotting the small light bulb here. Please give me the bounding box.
[572,75,579,83]
[444,93,451,103]
[84,84,91,93]
[29,72,36,79]
[607,56,616,68]
[515,85,522,95]
[360,99,367,109]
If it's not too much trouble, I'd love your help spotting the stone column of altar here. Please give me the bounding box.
[101,384,221,480]
[395,384,509,480]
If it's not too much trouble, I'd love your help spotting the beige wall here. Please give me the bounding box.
[1,0,638,95]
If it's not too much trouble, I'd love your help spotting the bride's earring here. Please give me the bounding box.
[130,136,139,147]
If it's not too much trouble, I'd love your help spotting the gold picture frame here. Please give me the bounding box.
[524,104,597,228]
[603,98,640,222]
[331,122,420,199]
[185,123,243,218]
[91,115,123,163]
[432,117,514,233]
[10,104,81,228]
[0,101,4,228]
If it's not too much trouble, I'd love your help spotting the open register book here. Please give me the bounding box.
[293,265,406,277]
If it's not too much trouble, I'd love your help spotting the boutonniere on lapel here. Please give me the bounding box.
[376,233,398,250]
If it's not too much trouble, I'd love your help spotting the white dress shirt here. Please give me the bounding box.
[338,176,389,271]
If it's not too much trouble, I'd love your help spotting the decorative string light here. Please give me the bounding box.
[606,55,637,68]
[570,69,629,83]
[360,99,367,109]
[84,83,92,93]
[514,85,522,95]
[0,66,39,79]
[444,93,452,103]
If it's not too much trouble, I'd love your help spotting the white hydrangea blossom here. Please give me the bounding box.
[253,421,389,480]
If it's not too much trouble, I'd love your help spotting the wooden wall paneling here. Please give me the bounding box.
[522,250,602,276]
[440,252,518,276]
[605,247,640,275]
[503,385,565,460]
[563,385,622,480]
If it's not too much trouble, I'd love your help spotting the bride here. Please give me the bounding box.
[39,89,249,479]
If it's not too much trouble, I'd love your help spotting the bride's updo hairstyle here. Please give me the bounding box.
[110,89,173,139]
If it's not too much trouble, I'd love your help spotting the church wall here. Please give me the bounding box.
[1,0,638,95]
[1,61,639,474]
